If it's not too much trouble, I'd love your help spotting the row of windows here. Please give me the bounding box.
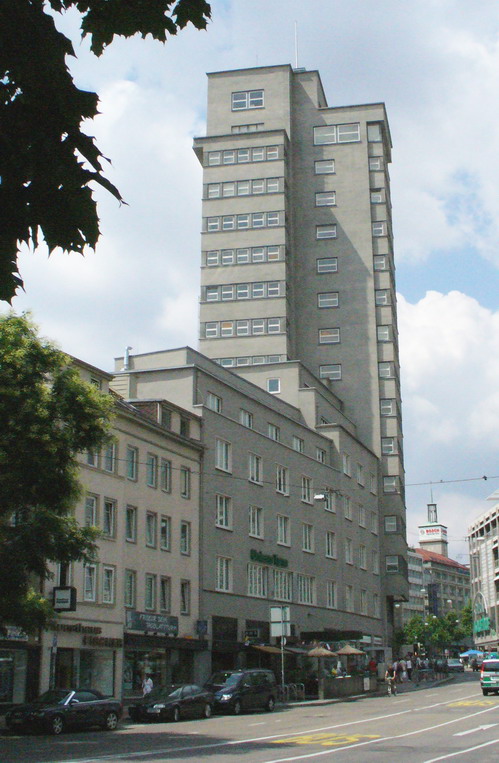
[84,495,192,553]
[217,560,381,615]
[204,210,283,232]
[203,245,283,267]
[232,89,264,110]
[321,362,399,383]
[206,177,283,199]
[124,569,191,614]
[207,145,280,166]
[313,123,361,145]
[202,281,284,302]
[123,447,192,497]
[231,122,264,133]
[202,317,285,339]
[214,354,285,368]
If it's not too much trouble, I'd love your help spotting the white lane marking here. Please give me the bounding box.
[454,723,497,736]
[423,737,499,762]
[53,690,483,763]
[249,722,266,726]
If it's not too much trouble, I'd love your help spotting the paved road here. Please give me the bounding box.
[1,673,499,763]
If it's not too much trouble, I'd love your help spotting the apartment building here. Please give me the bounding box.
[468,494,499,651]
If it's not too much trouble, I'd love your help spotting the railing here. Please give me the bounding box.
[276,682,305,702]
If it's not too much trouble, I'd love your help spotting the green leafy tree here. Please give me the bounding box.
[0,313,114,633]
[0,0,211,302]
[404,611,471,655]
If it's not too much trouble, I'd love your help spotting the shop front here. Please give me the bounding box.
[40,620,124,697]
[0,628,40,709]
[124,610,207,696]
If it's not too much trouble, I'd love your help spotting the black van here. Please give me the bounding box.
[205,669,277,714]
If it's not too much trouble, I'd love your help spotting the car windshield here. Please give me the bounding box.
[210,672,243,687]
[164,686,183,699]
[482,662,499,672]
[448,660,460,665]
[34,690,71,705]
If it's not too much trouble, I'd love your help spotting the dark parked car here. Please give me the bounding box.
[205,669,277,714]
[446,658,464,673]
[5,688,122,735]
[129,684,214,722]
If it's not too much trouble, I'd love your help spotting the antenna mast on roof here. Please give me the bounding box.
[294,21,299,69]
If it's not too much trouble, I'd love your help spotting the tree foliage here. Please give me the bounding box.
[403,610,471,654]
[0,0,211,302]
[0,313,114,633]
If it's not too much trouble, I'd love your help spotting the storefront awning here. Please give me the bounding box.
[250,645,283,655]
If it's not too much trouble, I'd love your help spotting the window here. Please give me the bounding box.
[302,522,314,553]
[373,592,380,617]
[180,466,191,498]
[383,475,399,493]
[297,574,315,604]
[327,580,337,609]
[207,392,222,412]
[315,159,335,174]
[160,577,171,612]
[371,189,384,203]
[160,515,171,551]
[160,459,172,492]
[357,463,365,486]
[386,555,400,573]
[273,569,292,601]
[276,465,289,495]
[371,511,379,534]
[248,452,263,484]
[380,399,396,416]
[126,446,138,481]
[381,437,396,455]
[343,495,352,520]
[277,514,290,546]
[83,564,96,602]
[240,409,253,428]
[215,494,232,529]
[301,475,313,504]
[103,499,116,538]
[248,563,268,597]
[326,531,336,559]
[86,449,99,468]
[145,574,156,610]
[367,123,383,142]
[314,123,360,144]
[372,221,387,237]
[293,436,304,453]
[378,362,393,378]
[320,364,342,380]
[180,580,191,614]
[317,292,339,308]
[249,505,264,538]
[216,439,231,472]
[374,255,388,270]
[146,512,157,548]
[358,504,366,527]
[359,544,367,569]
[146,454,158,488]
[377,326,391,342]
[232,89,264,110]
[125,506,137,542]
[375,289,389,306]
[372,550,380,574]
[345,584,354,612]
[215,555,233,593]
[102,566,115,604]
[316,224,337,239]
[360,589,368,615]
[342,453,351,476]
[317,257,338,273]
[162,407,172,429]
[180,521,191,555]
[180,417,190,437]
[316,448,326,464]
[345,538,353,564]
[369,156,383,171]
[370,474,377,495]
[103,442,115,473]
[267,377,280,394]
[324,490,336,512]
[268,423,280,441]
[124,569,136,608]
[384,515,398,533]
[316,191,336,206]
[84,495,97,527]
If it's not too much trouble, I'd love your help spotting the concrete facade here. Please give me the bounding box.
[468,495,499,651]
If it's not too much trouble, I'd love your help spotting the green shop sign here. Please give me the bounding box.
[250,549,288,568]
[473,616,491,634]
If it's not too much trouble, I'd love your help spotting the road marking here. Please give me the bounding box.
[449,700,495,707]
[249,722,266,726]
[454,723,497,736]
[273,732,380,748]
[423,737,499,762]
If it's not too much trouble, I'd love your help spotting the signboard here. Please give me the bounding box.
[474,616,491,634]
[250,549,288,568]
[52,586,77,612]
[270,606,290,637]
[419,525,447,540]
[126,610,178,637]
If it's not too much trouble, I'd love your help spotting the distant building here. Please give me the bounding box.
[468,494,499,652]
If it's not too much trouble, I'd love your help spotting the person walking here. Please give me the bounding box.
[406,656,413,681]
[142,674,154,696]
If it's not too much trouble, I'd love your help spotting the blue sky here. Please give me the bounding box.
[6,0,499,562]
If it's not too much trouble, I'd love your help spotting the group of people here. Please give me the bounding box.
[385,655,420,694]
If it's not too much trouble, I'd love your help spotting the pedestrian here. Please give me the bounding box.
[385,663,397,695]
[399,657,407,682]
[142,674,153,696]
[406,656,413,681]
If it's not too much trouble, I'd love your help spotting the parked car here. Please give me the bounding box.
[205,669,277,714]
[5,688,122,735]
[480,659,499,695]
[446,659,464,673]
[129,684,214,722]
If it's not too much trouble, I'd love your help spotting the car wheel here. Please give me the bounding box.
[49,715,65,735]
[103,711,119,731]
[233,699,242,715]
[265,696,275,712]
[203,703,212,719]
[173,706,181,722]
[482,689,489,696]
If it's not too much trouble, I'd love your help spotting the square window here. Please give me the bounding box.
[207,183,221,198]
[317,292,339,308]
[252,247,265,262]
[267,211,280,226]
[208,151,221,166]
[222,150,235,164]
[252,179,265,194]
[236,320,250,336]
[377,326,391,342]
[380,398,395,416]
[252,147,265,161]
[236,180,250,195]
[266,146,279,160]
[315,159,335,174]
[317,258,338,273]
[267,245,281,260]
[372,221,387,237]
[207,217,220,232]
[373,255,387,271]
[220,321,234,337]
[316,191,336,206]
[252,212,265,228]
[221,284,234,300]
[222,182,235,197]
[319,328,340,344]
[369,157,382,171]
[378,362,393,378]
[236,284,250,299]
[237,148,250,162]
[252,282,265,298]
[222,216,235,230]
[205,251,219,266]
[267,378,280,394]
[237,214,250,229]
[221,249,234,265]
[237,248,250,263]
[267,318,281,334]
[375,290,389,305]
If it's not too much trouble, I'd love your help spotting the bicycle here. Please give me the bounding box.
[386,677,397,696]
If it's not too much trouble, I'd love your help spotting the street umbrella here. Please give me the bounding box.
[308,646,338,658]
[336,644,365,655]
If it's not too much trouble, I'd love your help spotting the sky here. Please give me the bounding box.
[6,0,499,564]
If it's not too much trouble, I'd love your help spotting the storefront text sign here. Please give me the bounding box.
[126,610,179,636]
[250,549,288,568]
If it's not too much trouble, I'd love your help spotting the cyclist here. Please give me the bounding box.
[385,663,397,695]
